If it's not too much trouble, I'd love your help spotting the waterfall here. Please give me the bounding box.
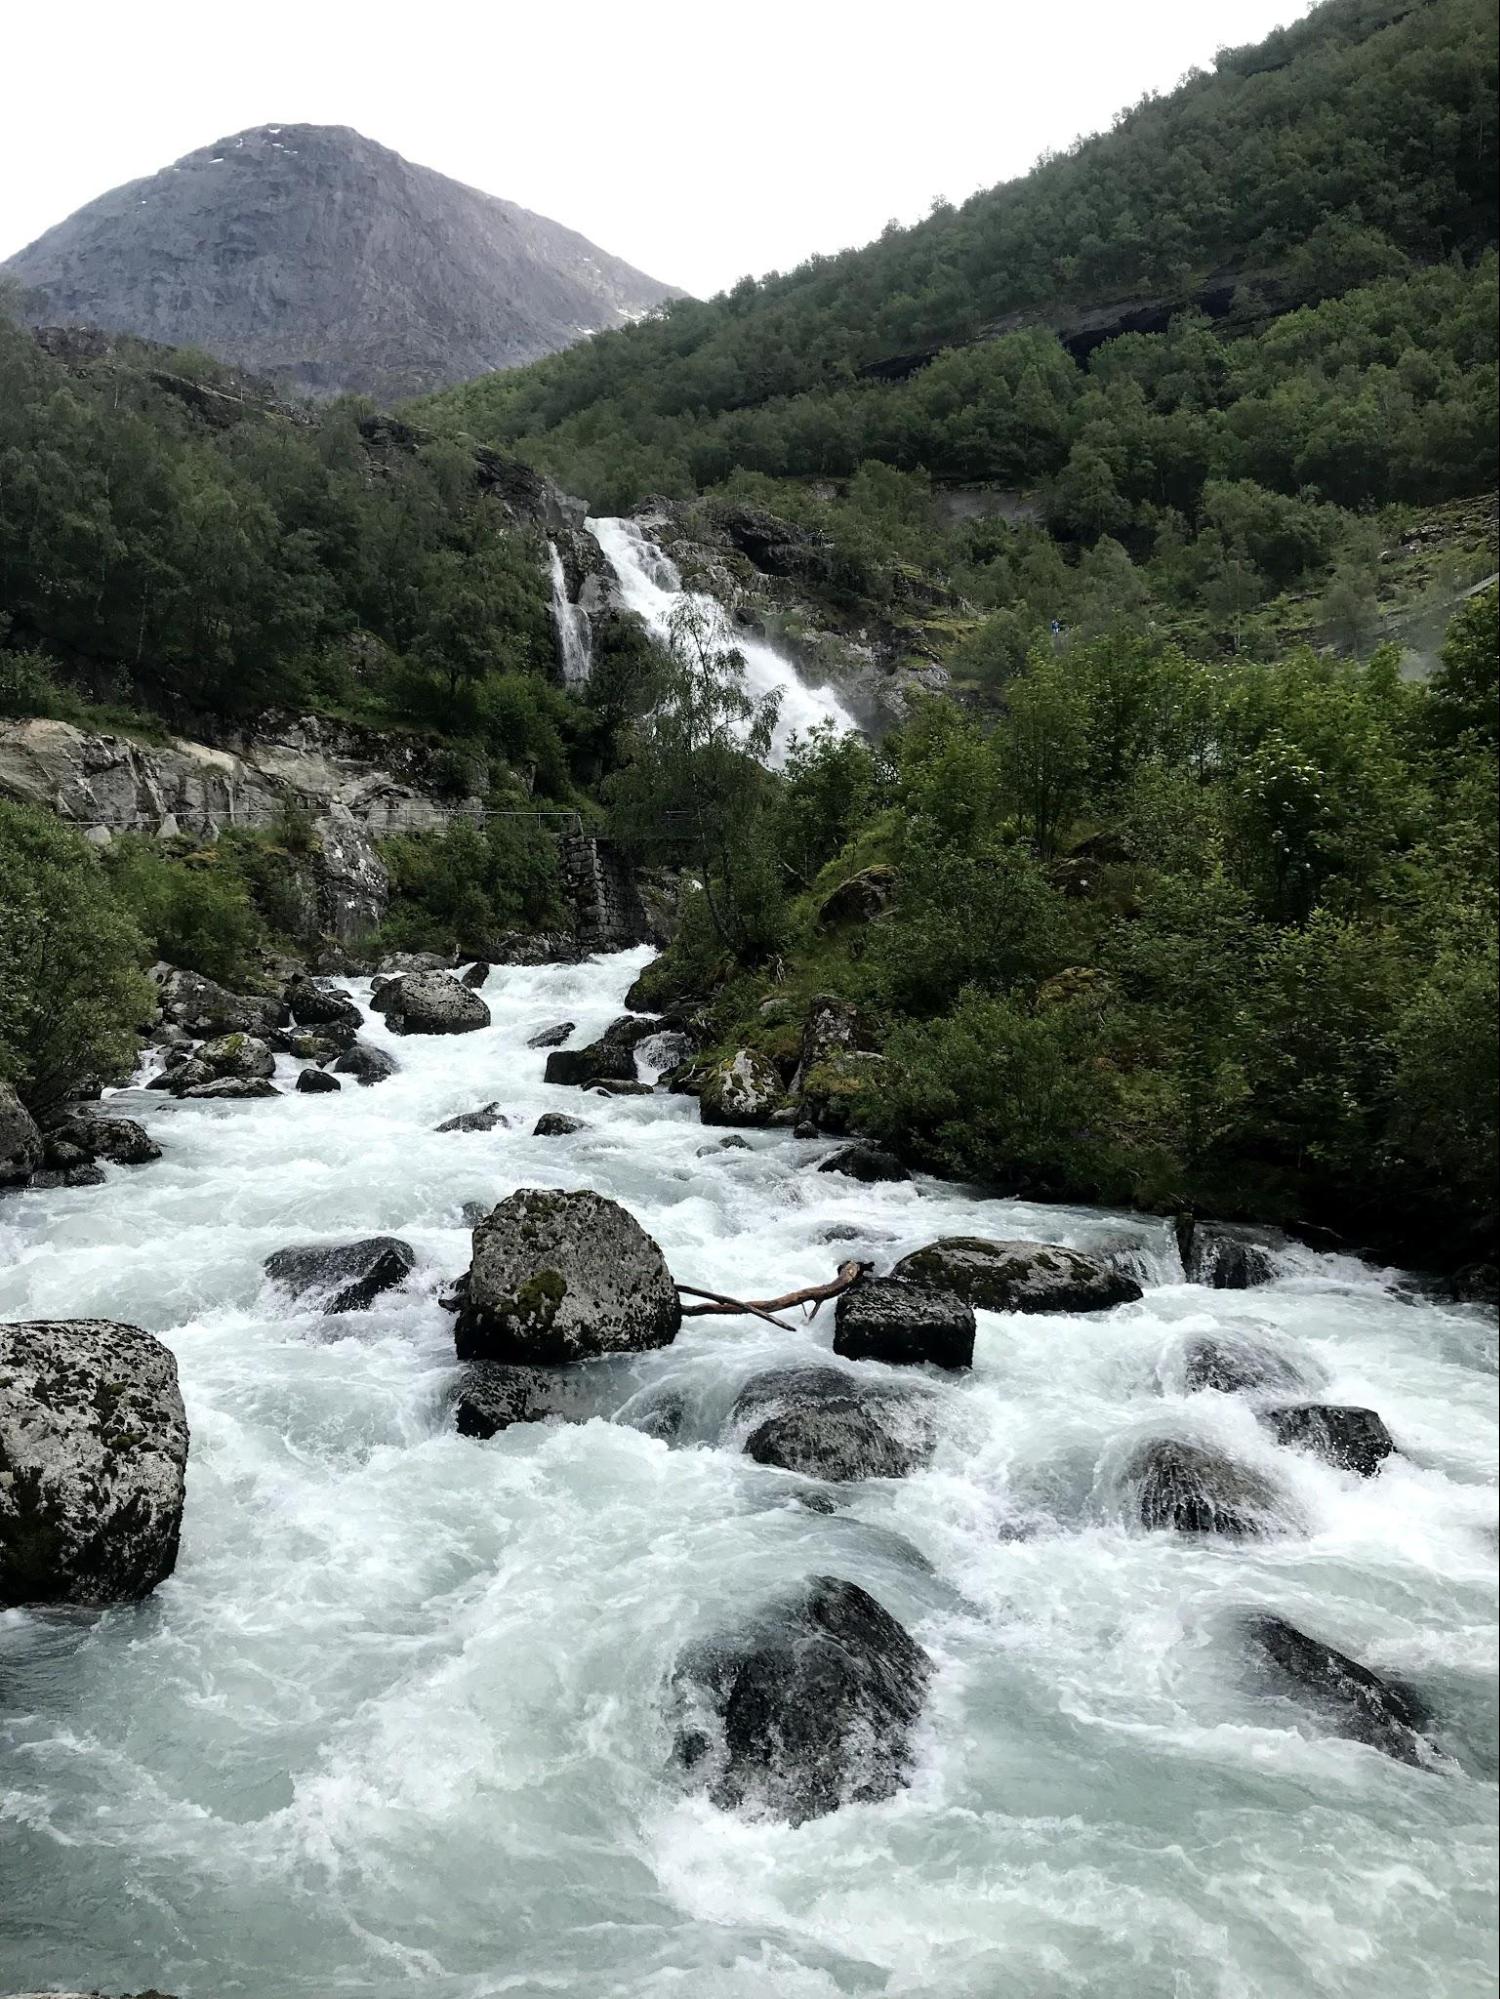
[588,515,856,765]
[547,541,593,687]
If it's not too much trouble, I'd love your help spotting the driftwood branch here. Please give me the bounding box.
[677,1259,868,1329]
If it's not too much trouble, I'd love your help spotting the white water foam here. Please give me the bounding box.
[590,517,857,765]
[0,948,1494,1998]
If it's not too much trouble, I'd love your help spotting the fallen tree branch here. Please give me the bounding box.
[677,1259,868,1328]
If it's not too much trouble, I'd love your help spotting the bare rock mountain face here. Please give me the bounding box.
[3,124,682,400]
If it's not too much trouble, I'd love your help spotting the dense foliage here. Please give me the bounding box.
[628,589,1499,1266]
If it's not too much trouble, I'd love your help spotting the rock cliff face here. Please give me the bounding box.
[4,125,683,401]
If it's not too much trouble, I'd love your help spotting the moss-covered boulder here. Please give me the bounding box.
[0,1319,188,1608]
[892,1237,1141,1313]
[698,1049,787,1128]
[454,1187,681,1364]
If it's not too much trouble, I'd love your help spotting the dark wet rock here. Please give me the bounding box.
[533,1112,586,1137]
[196,1031,277,1081]
[27,1161,108,1188]
[816,865,898,929]
[1176,1216,1283,1288]
[1127,1437,1292,1539]
[892,1237,1142,1314]
[0,1082,44,1185]
[263,1236,416,1313]
[155,966,286,1038]
[382,970,491,1036]
[616,1382,688,1442]
[460,961,491,989]
[282,1028,349,1061]
[672,1574,932,1823]
[1242,1614,1431,1764]
[527,1021,576,1049]
[1447,1262,1500,1311]
[332,1040,397,1086]
[368,979,401,1015]
[1263,1403,1395,1476]
[544,1013,658,1086]
[454,1188,681,1364]
[284,974,363,1036]
[820,1223,895,1245]
[1181,1335,1312,1397]
[833,1277,975,1371]
[42,1135,95,1174]
[0,1318,188,1608]
[435,1101,508,1133]
[731,1365,937,1481]
[295,1067,342,1094]
[696,1133,752,1156]
[454,1361,601,1438]
[589,1078,655,1096]
[180,1076,280,1100]
[818,1142,910,1184]
[698,1048,786,1128]
[49,1111,160,1166]
[793,1120,819,1140]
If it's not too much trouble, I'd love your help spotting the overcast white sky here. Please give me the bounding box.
[5,0,1310,298]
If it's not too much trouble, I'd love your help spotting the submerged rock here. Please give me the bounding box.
[453,1361,603,1438]
[0,1083,44,1185]
[1262,1403,1395,1476]
[731,1365,937,1481]
[459,960,491,989]
[698,1049,786,1128]
[382,970,491,1035]
[833,1276,975,1371]
[263,1236,416,1313]
[434,1101,508,1133]
[527,1020,576,1049]
[533,1112,586,1137]
[1127,1437,1292,1540]
[818,1142,910,1184]
[892,1237,1142,1314]
[672,1574,932,1823]
[295,1067,342,1094]
[454,1187,681,1364]
[332,1040,397,1085]
[180,1076,280,1100]
[1177,1217,1282,1288]
[0,1319,188,1608]
[1242,1613,1431,1764]
[1181,1335,1312,1397]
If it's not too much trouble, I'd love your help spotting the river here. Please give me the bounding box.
[1,947,1495,1998]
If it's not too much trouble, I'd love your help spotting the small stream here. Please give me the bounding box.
[1,947,1495,1998]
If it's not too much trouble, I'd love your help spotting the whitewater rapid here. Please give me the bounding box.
[0,948,1495,1999]
[589,517,857,762]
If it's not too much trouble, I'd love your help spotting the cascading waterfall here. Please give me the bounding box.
[589,515,857,764]
[547,540,593,687]
[0,948,1495,1999]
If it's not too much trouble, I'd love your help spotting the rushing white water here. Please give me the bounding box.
[1,948,1496,1999]
[590,516,857,764]
[547,542,593,688]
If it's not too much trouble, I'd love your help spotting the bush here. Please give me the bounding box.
[102,836,267,986]
[377,817,564,955]
[0,804,153,1114]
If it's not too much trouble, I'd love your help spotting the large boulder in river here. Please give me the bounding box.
[155,966,286,1038]
[263,1236,416,1313]
[0,1082,44,1185]
[543,1014,657,1086]
[1126,1437,1293,1540]
[533,1112,586,1137]
[454,1188,681,1364]
[434,1101,508,1133]
[1262,1403,1395,1476]
[48,1110,160,1166]
[196,1031,277,1082]
[382,970,491,1035]
[1176,1216,1282,1288]
[892,1237,1142,1314]
[698,1049,786,1128]
[284,974,363,1038]
[833,1276,975,1370]
[730,1365,937,1481]
[0,1319,188,1608]
[332,1040,397,1086]
[454,1361,605,1438]
[1241,1613,1431,1764]
[180,1076,280,1100]
[527,1020,576,1050]
[672,1574,932,1823]
[818,1142,909,1184]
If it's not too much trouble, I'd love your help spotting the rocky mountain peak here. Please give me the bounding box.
[2,123,683,400]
